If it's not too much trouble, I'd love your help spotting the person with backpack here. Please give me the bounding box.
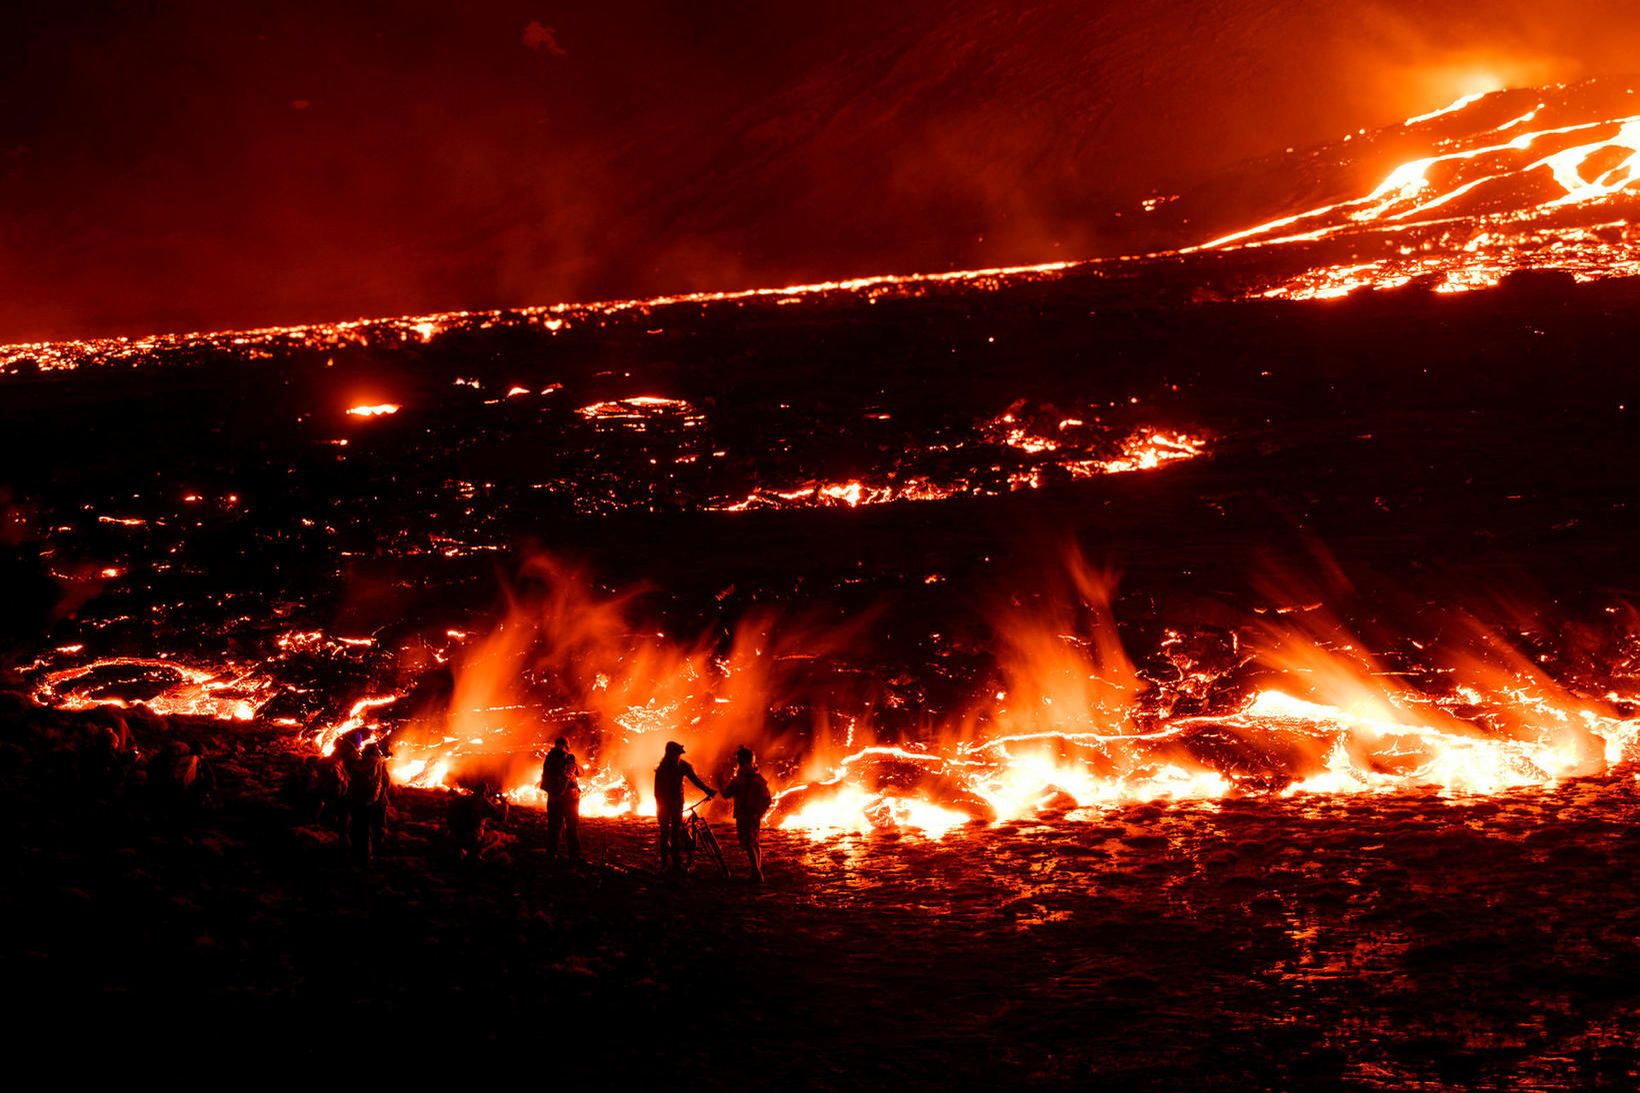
[720,744,772,882]
[539,736,584,863]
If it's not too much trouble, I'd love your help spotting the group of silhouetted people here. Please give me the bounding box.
[292,732,774,880]
[533,737,773,880]
[288,729,393,865]
[653,739,771,881]
[26,696,778,881]
[534,736,772,880]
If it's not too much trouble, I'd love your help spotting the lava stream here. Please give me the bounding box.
[31,558,1638,840]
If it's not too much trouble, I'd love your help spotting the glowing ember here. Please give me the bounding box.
[1026,427,1208,482]
[713,476,955,512]
[346,403,400,417]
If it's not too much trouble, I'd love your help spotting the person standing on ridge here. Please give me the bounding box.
[540,736,584,862]
[654,741,714,872]
[720,744,773,882]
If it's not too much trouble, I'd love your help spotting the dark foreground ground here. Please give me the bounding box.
[6,703,1637,1089]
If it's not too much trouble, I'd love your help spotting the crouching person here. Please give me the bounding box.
[720,745,772,882]
[448,781,509,866]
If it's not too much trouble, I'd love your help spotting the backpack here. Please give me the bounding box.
[350,759,389,806]
[542,749,577,794]
[745,772,772,817]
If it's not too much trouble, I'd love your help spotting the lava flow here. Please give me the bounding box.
[711,409,1209,512]
[1189,77,1640,298]
[36,553,1636,840]
[5,80,1638,374]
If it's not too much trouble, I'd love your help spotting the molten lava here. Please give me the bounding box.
[1193,79,1640,299]
[6,78,1636,375]
[33,552,1636,840]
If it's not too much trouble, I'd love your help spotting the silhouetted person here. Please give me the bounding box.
[317,746,350,836]
[654,740,713,871]
[346,743,392,864]
[540,736,583,862]
[448,782,508,865]
[720,744,773,882]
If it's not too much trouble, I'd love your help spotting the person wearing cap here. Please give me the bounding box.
[720,744,773,882]
[539,735,583,862]
[653,740,714,871]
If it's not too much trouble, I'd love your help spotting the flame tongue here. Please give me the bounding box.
[29,549,1640,840]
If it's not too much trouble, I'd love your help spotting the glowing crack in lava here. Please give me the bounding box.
[33,559,1639,840]
[1193,79,1640,299]
[712,410,1210,512]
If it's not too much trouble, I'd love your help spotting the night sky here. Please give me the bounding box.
[2,0,1634,341]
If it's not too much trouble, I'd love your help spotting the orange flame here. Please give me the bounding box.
[31,556,1640,840]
